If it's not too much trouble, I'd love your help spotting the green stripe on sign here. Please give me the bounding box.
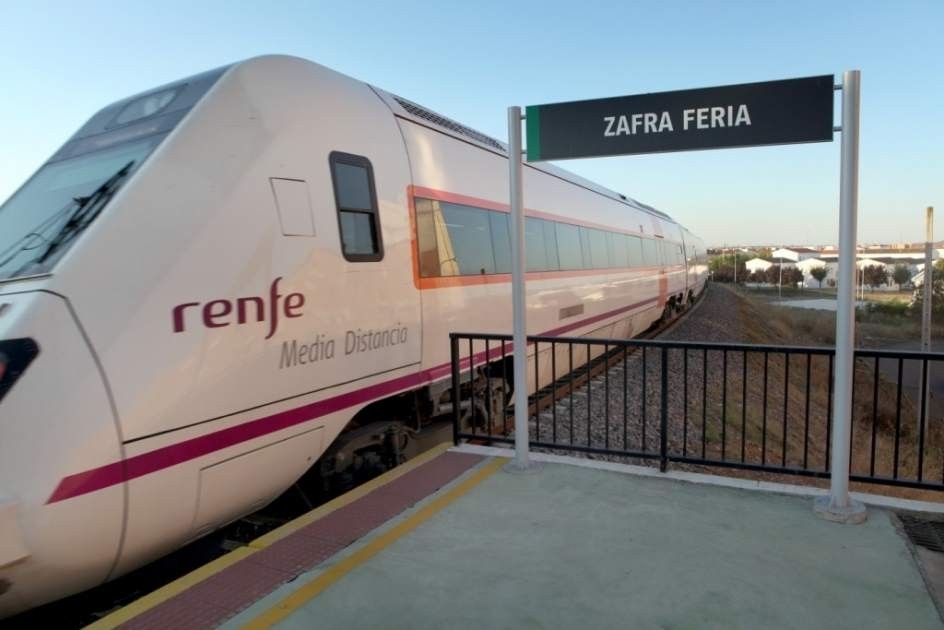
[525,105,541,161]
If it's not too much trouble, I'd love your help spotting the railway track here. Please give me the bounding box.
[510,292,706,432]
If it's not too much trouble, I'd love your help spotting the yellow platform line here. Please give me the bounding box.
[249,442,454,549]
[84,547,257,630]
[87,442,454,629]
[244,456,504,629]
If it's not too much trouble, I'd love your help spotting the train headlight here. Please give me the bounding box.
[0,339,39,404]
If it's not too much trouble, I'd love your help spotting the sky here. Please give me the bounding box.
[0,0,940,248]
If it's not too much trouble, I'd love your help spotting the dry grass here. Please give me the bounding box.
[670,284,944,502]
[731,284,944,348]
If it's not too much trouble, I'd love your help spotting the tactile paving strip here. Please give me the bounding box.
[118,451,484,629]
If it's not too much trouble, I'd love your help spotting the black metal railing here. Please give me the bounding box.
[450,332,944,492]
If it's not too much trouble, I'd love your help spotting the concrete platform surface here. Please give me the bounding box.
[230,454,942,630]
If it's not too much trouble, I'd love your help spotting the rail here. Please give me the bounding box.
[449,332,944,492]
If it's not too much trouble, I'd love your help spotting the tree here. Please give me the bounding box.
[763,265,781,286]
[763,264,802,287]
[708,253,745,283]
[784,267,804,286]
[862,265,888,291]
[810,265,829,288]
[911,270,944,318]
[891,264,912,290]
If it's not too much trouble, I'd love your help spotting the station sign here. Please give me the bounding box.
[525,75,834,161]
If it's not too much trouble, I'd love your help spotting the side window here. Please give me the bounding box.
[525,217,549,272]
[641,238,659,267]
[414,198,443,277]
[440,203,495,275]
[542,220,560,271]
[489,212,512,273]
[605,233,617,268]
[414,198,498,277]
[587,229,608,269]
[579,228,593,269]
[627,235,643,267]
[329,152,382,262]
[611,233,630,268]
[658,241,669,266]
[556,223,583,270]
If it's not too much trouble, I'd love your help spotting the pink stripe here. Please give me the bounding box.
[47,369,429,503]
[543,297,657,337]
[47,297,658,503]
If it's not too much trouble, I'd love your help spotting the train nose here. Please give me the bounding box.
[0,291,125,619]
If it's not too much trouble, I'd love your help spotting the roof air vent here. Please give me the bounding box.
[393,96,506,153]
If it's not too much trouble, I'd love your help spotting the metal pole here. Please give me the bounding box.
[923,207,933,353]
[921,207,933,443]
[508,106,530,469]
[859,263,865,300]
[816,70,866,523]
[734,249,737,285]
[856,265,860,301]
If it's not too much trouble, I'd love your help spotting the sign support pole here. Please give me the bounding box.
[922,207,933,354]
[920,207,933,443]
[815,70,866,523]
[508,106,531,470]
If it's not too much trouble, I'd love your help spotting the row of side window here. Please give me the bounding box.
[325,154,689,274]
[415,197,685,278]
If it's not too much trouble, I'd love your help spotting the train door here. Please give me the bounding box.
[323,148,421,382]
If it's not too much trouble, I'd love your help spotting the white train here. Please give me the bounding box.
[0,55,706,617]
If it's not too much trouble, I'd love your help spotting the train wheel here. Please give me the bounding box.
[459,375,508,433]
[484,377,509,433]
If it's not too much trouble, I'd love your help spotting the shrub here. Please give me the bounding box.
[866,301,909,317]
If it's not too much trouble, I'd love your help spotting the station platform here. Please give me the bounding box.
[91,444,944,629]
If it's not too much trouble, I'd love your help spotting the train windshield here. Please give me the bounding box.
[0,137,160,281]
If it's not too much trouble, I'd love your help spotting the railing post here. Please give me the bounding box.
[660,346,669,472]
[450,334,461,446]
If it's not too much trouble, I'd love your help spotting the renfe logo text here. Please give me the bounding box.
[172,277,304,339]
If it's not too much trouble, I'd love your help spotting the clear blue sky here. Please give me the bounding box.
[0,0,940,247]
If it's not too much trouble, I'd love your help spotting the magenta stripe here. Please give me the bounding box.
[47,369,430,503]
[47,297,657,503]
[542,297,658,337]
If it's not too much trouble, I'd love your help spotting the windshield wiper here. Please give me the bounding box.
[34,160,135,265]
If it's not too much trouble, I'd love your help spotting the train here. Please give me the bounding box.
[0,55,706,618]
